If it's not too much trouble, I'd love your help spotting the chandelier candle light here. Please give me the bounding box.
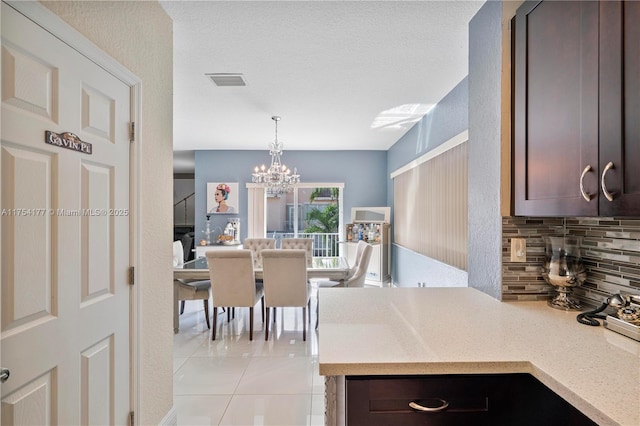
[252,116,301,195]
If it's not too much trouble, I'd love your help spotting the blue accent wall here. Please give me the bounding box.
[392,246,468,288]
[386,77,469,179]
[194,150,387,242]
[385,77,470,288]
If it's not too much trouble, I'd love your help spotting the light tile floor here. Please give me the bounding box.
[173,288,325,426]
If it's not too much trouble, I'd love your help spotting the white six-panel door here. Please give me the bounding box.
[1,3,131,424]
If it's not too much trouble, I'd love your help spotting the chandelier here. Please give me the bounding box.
[251,116,301,195]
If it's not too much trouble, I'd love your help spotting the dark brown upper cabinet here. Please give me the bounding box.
[599,1,640,216]
[514,1,640,217]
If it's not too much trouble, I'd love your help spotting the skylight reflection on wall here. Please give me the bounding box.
[370,103,434,130]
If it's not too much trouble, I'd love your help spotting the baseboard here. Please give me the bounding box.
[364,278,391,287]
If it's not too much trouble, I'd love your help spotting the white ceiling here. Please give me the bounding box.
[162,0,484,166]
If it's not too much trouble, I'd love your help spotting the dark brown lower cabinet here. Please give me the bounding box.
[346,374,597,426]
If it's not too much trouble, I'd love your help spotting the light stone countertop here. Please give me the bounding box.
[317,287,640,426]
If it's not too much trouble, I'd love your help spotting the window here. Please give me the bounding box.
[247,183,345,256]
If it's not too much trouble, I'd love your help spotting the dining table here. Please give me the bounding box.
[173,255,350,333]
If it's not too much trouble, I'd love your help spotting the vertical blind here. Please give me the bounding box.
[393,141,468,270]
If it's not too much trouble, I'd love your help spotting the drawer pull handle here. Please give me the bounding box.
[579,165,592,202]
[601,161,615,202]
[409,399,449,412]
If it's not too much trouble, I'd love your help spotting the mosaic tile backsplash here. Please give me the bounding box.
[502,217,640,306]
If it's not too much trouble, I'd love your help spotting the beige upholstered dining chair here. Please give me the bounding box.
[280,238,313,267]
[315,242,373,329]
[316,240,370,289]
[243,238,276,269]
[342,242,373,288]
[206,250,265,341]
[261,249,311,341]
[174,240,211,329]
[348,240,368,279]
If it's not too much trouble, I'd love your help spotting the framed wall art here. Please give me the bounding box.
[207,182,239,214]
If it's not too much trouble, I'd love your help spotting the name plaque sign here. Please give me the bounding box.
[45,131,92,155]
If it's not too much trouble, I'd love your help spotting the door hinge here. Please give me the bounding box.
[128,266,135,285]
[129,122,135,142]
[129,410,134,426]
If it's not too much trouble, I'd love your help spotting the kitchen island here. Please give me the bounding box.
[318,287,639,426]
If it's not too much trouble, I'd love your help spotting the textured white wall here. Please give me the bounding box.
[41,1,174,424]
[468,1,503,300]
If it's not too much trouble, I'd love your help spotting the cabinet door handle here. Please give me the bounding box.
[408,399,449,412]
[601,161,615,202]
[579,165,592,202]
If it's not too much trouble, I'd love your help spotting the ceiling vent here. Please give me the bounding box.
[206,73,246,87]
